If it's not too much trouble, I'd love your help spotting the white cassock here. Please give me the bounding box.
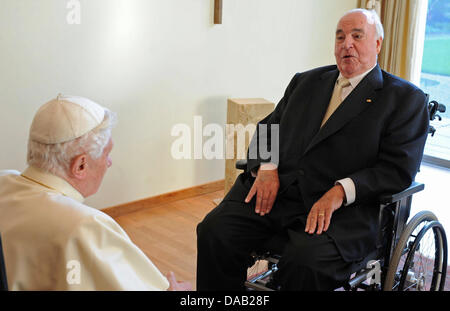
[0,166,170,291]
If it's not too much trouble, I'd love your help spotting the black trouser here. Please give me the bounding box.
[196,183,363,291]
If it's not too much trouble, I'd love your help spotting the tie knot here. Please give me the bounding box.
[338,77,350,88]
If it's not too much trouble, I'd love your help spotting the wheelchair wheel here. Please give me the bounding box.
[384,211,448,291]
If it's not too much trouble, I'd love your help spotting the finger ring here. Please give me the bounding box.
[318,213,325,217]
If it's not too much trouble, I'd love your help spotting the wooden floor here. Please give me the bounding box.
[112,189,224,290]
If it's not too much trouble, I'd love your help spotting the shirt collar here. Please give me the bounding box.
[21,166,85,203]
[338,64,377,88]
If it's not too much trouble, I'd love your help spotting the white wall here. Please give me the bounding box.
[0,0,357,209]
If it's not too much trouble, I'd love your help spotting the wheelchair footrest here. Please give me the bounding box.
[245,264,279,291]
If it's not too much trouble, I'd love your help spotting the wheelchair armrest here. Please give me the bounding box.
[378,182,424,204]
[235,159,248,170]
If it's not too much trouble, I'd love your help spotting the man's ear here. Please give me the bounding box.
[71,154,88,179]
[376,37,383,54]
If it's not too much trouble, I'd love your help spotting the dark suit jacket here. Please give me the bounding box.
[225,64,429,262]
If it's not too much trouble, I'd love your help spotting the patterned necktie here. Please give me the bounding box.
[321,77,351,127]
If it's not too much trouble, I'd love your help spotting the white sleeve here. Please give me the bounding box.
[336,177,356,206]
[64,213,170,291]
[251,162,278,177]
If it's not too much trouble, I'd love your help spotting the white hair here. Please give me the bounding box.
[27,109,117,178]
[344,8,384,40]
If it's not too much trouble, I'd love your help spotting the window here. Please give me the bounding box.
[420,0,450,167]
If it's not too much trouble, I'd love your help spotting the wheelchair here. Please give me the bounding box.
[238,97,448,291]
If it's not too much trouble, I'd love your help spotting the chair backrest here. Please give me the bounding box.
[0,233,8,291]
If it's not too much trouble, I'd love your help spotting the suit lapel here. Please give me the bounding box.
[303,64,384,156]
[297,68,339,155]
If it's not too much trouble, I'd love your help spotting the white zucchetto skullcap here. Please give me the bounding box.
[29,94,106,144]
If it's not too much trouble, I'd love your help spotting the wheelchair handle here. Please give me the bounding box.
[428,100,446,122]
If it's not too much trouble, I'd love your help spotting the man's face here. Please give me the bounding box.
[334,12,382,78]
[85,138,113,197]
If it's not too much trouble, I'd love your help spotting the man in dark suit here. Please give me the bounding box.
[196,9,429,290]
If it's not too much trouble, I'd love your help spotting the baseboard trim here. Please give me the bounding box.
[103,179,224,218]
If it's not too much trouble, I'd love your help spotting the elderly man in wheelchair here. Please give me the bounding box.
[196,9,447,292]
[242,92,447,291]
[243,99,447,292]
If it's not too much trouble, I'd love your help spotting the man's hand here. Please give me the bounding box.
[305,184,346,235]
[245,167,280,216]
[166,271,192,291]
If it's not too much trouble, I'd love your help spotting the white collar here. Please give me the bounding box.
[338,64,377,88]
[21,166,85,203]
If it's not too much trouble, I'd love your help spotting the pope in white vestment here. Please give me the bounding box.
[0,167,169,290]
[0,94,182,291]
